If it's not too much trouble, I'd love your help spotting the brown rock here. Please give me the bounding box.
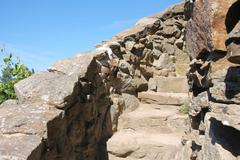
[160,25,180,38]
[152,76,189,93]
[210,67,240,104]
[153,53,174,70]
[175,49,190,76]
[122,93,139,112]
[125,41,136,52]
[226,22,240,64]
[186,0,236,59]
[138,91,189,106]
[148,78,157,91]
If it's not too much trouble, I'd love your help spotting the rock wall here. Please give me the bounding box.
[97,3,189,133]
[0,52,113,160]
[177,0,240,160]
[0,2,190,160]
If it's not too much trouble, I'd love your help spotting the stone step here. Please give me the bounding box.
[149,76,189,93]
[138,91,189,105]
[107,130,181,160]
[118,103,187,133]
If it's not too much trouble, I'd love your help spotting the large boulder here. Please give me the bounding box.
[151,76,189,93]
[14,72,78,108]
[0,101,61,160]
[202,103,240,160]
[2,51,113,160]
[210,67,240,104]
[15,52,99,108]
[48,51,96,76]
[186,0,236,59]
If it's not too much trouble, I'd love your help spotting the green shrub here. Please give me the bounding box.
[0,49,34,104]
[179,103,189,114]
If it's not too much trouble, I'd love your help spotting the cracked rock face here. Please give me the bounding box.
[179,0,240,160]
[0,2,191,159]
[185,0,236,59]
[1,52,113,160]
[2,0,240,159]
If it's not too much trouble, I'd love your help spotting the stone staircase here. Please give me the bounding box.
[107,77,189,160]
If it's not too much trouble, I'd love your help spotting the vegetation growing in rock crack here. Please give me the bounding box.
[179,103,189,114]
[0,48,34,104]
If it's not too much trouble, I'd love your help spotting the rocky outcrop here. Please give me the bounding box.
[0,4,189,160]
[185,0,236,59]
[179,0,240,160]
[5,0,240,159]
[0,2,191,160]
[102,3,190,160]
[0,52,113,159]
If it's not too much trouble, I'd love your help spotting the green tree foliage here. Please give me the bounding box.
[0,49,34,104]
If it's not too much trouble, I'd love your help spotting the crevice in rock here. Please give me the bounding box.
[224,66,240,99]
[209,117,240,157]
[191,141,202,160]
[225,0,240,33]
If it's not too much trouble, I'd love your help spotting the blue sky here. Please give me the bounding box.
[0,0,182,71]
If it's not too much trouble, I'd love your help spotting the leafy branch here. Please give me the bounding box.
[0,48,34,103]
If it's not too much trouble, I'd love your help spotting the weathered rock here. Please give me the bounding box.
[139,64,154,80]
[112,71,137,94]
[152,48,162,59]
[175,37,184,49]
[148,78,157,91]
[153,53,174,70]
[175,49,190,76]
[119,60,131,75]
[107,130,140,157]
[161,42,176,55]
[0,2,192,160]
[226,21,240,64]
[227,21,240,44]
[118,103,187,133]
[167,37,176,45]
[110,94,125,132]
[160,25,180,38]
[0,102,61,159]
[190,91,209,116]
[172,141,192,160]
[176,1,240,160]
[161,3,184,21]
[152,76,189,93]
[15,72,78,107]
[133,77,148,92]
[132,43,145,56]
[138,91,189,106]
[187,59,212,89]
[226,42,240,64]
[210,67,240,104]
[154,68,171,77]
[0,99,17,109]
[125,41,136,52]
[48,51,96,76]
[16,52,102,108]
[163,18,176,26]
[203,111,240,160]
[225,16,240,64]
[122,93,139,112]
[186,0,236,59]
[141,48,153,65]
